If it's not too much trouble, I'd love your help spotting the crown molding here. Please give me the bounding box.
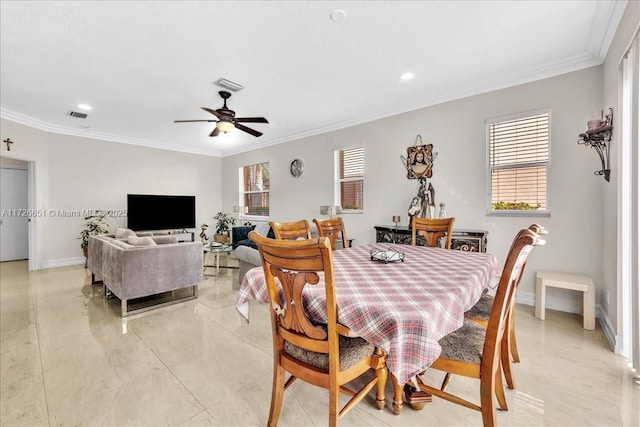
[0,108,222,157]
[222,52,603,157]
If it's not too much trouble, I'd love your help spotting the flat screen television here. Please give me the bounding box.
[127,194,196,231]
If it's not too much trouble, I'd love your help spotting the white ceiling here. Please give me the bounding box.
[0,1,627,157]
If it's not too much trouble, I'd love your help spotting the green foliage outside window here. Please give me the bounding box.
[492,201,541,210]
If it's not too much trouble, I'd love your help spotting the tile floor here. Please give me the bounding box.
[1,258,638,426]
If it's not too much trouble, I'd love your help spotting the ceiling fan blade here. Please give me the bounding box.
[174,119,217,123]
[209,127,220,137]
[201,107,223,119]
[236,123,263,137]
[236,117,269,124]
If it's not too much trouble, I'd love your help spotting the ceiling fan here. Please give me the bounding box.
[174,91,269,137]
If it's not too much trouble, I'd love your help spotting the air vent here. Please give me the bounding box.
[68,111,88,119]
[213,78,244,92]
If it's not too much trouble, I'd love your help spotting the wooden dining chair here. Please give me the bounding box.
[313,217,348,250]
[463,224,548,389]
[249,232,388,427]
[269,219,312,241]
[414,228,545,427]
[411,217,455,248]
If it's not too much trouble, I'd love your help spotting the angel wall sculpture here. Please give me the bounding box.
[401,135,438,221]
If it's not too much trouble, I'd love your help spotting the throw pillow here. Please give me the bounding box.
[115,227,137,239]
[254,222,271,236]
[127,236,157,246]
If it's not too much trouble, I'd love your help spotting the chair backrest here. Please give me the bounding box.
[313,217,347,250]
[269,219,312,241]
[411,217,455,248]
[482,229,545,373]
[529,223,548,235]
[250,232,339,364]
[512,224,549,286]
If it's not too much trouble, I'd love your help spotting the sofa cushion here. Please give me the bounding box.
[232,225,275,249]
[111,240,134,249]
[254,222,271,236]
[236,245,261,266]
[127,236,157,246]
[115,227,137,239]
[232,225,255,249]
[151,235,179,245]
[238,239,257,249]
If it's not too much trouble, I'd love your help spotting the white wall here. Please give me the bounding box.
[0,119,220,269]
[222,66,604,314]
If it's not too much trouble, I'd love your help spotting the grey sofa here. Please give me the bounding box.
[232,224,320,285]
[232,224,272,285]
[235,244,262,285]
[88,234,203,316]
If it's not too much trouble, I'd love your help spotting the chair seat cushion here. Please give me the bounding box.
[284,335,374,371]
[438,320,486,365]
[464,290,493,321]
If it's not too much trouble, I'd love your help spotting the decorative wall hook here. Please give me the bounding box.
[577,108,613,182]
[3,138,14,151]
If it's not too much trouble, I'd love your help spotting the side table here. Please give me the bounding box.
[203,243,235,276]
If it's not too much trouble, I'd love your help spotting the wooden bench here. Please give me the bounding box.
[535,271,596,330]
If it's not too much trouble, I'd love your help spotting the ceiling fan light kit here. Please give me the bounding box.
[174,90,268,138]
[216,118,235,133]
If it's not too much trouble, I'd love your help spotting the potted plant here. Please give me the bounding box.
[213,211,236,243]
[79,211,110,258]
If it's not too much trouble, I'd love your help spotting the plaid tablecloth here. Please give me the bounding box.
[236,243,500,385]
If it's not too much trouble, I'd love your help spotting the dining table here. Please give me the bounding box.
[236,242,501,414]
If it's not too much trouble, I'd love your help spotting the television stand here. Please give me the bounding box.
[168,230,195,242]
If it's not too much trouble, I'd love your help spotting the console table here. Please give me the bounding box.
[374,225,488,253]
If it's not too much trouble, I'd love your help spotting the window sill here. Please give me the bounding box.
[240,215,269,221]
[487,210,550,218]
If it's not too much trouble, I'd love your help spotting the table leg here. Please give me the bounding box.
[215,252,220,275]
[391,374,404,415]
[391,373,432,415]
[535,278,546,320]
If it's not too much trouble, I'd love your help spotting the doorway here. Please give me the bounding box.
[0,163,29,261]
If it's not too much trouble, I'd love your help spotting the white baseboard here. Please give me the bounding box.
[517,290,585,314]
[597,309,620,353]
[41,256,85,269]
[517,290,617,352]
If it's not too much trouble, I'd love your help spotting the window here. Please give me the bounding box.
[487,111,549,214]
[619,31,639,375]
[240,162,269,217]
[334,146,364,212]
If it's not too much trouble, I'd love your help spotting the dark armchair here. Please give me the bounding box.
[232,224,274,249]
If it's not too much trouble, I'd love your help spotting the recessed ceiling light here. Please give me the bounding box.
[400,73,414,81]
[330,9,347,23]
[77,104,92,111]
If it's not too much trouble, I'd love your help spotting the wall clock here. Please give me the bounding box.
[290,159,304,177]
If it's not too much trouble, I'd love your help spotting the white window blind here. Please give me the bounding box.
[240,162,269,217]
[488,112,549,212]
[335,147,364,211]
